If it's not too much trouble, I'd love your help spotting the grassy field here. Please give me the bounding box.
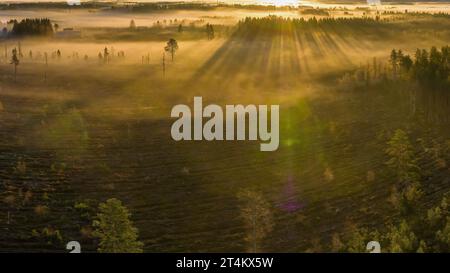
[0,3,449,252]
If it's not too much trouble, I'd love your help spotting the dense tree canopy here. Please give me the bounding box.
[10,18,53,36]
[392,46,450,88]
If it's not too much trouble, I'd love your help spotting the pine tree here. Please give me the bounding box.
[129,19,136,30]
[103,47,109,64]
[385,129,419,183]
[92,198,143,253]
[237,189,273,253]
[164,38,178,62]
[386,220,419,253]
[390,49,398,79]
[10,48,19,82]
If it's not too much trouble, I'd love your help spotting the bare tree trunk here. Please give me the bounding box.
[44,53,48,82]
[162,53,166,77]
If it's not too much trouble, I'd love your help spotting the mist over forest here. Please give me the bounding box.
[0,1,449,253]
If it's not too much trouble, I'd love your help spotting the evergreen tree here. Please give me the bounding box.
[390,49,398,79]
[385,129,419,183]
[129,19,136,30]
[385,220,420,253]
[10,48,19,82]
[92,198,143,253]
[206,23,215,40]
[164,38,178,62]
[237,189,273,253]
[103,47,109,64]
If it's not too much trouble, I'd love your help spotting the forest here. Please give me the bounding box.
[9,18,54,37]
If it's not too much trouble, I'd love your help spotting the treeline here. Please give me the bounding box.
[10,18,53,37]
[0,2,296,12]
[130,3,295,12]
[236,16,388,36]
[390,46,449,89]
[0,2,102,10]
[401,11,450,18]
[338,46,449,91]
